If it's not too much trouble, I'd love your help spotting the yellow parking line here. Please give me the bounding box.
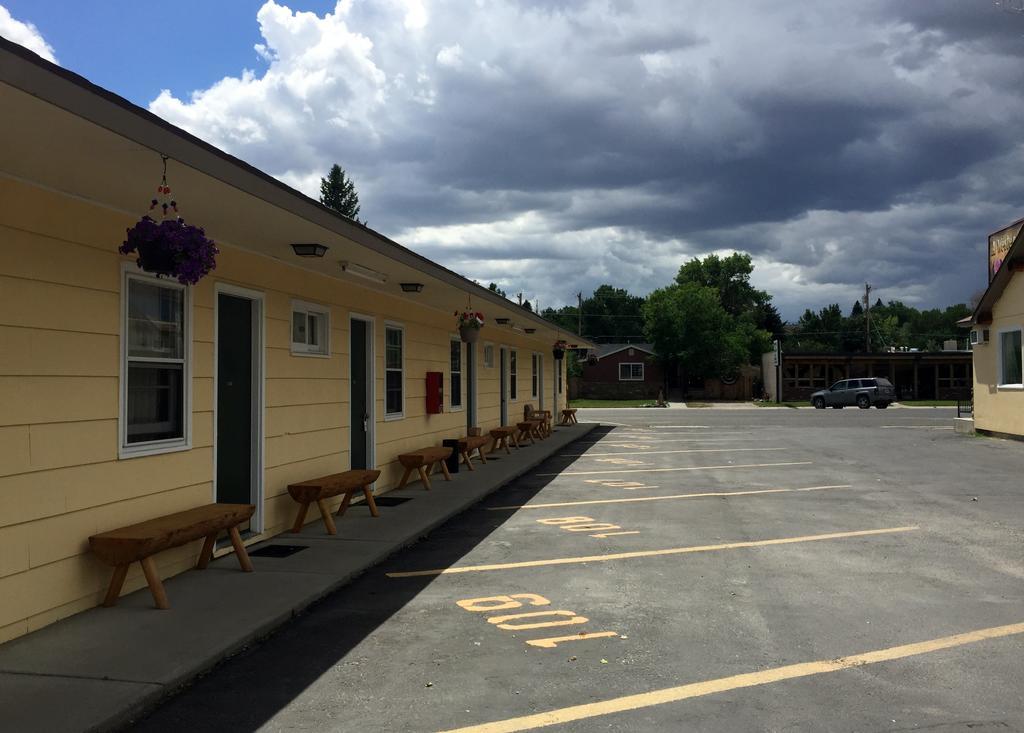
[560,448,785,458]
[386,526,917,578]
[437,619,1024,733]
[538,461,812,477]
[487,484,852,511]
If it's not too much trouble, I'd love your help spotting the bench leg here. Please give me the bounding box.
[140,556,170,610]
[418,466,432,490]
[510,432,519,449]
[196,532,218,569]
[336,490,354,518]
[229,526,255,572]
[103,564,129,607]
[502,436,511,454]
[317,498,338,535]
[291,501,311,533]
[438,459,452,481]
[461,449,475,471]
[363,486,380,517]
[397,466,413,489]
[477,446,487,464]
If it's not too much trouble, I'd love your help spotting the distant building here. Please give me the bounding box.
[573,344,663,400]
[761,350,972,403]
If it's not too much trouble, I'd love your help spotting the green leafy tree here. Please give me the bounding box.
[675,252,782,334]
[540,284,644,342]
[487,282,507,298]
[643,283,748,379]
[319,164,363,223]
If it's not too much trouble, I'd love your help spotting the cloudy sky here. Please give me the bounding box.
[3,0,1024,319]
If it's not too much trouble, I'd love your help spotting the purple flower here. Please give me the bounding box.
[120,216,219,285]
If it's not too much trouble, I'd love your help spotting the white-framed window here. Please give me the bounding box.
[291,300,330,356]
[510,349,518,400]
[998,328,1022,387]
[120,269,191,457]
[385,324,405,418]
[531,353,539,399]
[483,343,494,369]
[450,337,463,410]
[619,362,644,381]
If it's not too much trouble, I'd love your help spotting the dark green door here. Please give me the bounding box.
[350,319,368,470]
[216,294,253,505]
[499,347,508,424]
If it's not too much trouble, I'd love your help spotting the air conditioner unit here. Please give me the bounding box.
[970,329,990,345]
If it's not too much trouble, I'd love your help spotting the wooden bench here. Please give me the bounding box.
[288,469,382,535]
[560,408,578,425]
[530,410,553,437]
[458,435,491,470]
[516,419,544,445]
[397,446,453,490]
[489,425,519,454]
[89,503,255,610]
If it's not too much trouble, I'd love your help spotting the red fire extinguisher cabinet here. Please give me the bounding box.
[426,371,444,413]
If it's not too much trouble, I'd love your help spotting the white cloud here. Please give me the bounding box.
[0,4,57,63]
[143,0,1024,318]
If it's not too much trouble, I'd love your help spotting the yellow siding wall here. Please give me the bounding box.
[974,276,1024,436]
[0,177,566,642]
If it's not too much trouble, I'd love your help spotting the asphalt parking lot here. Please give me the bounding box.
[132,408,1024,732]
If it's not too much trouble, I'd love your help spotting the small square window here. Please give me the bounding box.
[619,362,644,381]
[291,301,329,356]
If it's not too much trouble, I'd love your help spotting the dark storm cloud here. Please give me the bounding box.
[147,0,1024,318]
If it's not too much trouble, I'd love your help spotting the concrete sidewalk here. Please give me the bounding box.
[0,422,597,733]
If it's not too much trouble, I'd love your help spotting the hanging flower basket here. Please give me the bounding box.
[120,216,218,285]
[455,310,484,343]
[587,352,599,365]
[552,339,568,361]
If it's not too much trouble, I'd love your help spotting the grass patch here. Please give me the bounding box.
[569,399,658,408]
[895,400,957,407]
[684,402,712,408]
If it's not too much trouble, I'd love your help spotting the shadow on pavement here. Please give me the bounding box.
[127,427,616,733]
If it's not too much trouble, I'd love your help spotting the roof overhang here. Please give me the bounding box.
[0,37,595,348]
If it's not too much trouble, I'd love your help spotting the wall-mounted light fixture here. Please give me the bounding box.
[291,243,328,258]
[524,328,536,334]
[495,317,511,325]
[339,261,388,283]
[400,282,424,293]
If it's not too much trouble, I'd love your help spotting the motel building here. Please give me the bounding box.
[0,39,590,642]
[969,217,1024,438]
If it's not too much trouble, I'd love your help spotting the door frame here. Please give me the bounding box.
[349,312,376,472]
[213,283,266,534]
[499,346,508,425]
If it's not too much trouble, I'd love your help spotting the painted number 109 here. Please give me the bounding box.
[456,593,619,649]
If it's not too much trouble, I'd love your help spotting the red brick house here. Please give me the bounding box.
[574,343,664,399]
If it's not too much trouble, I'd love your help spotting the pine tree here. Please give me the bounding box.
[319,164,363,223]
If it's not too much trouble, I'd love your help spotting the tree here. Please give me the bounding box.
[643,283,748,379]
[319,164,363,223]
[540,284,645,342]
[675,252,780,334]
[488,282,507,298]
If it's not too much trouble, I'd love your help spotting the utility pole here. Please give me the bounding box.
[577,291,583,336]
[862,282,872,352]
[517,292,523,306]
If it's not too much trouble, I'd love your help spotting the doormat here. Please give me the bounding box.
[250,544,309,558]
[373,496,414,507]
